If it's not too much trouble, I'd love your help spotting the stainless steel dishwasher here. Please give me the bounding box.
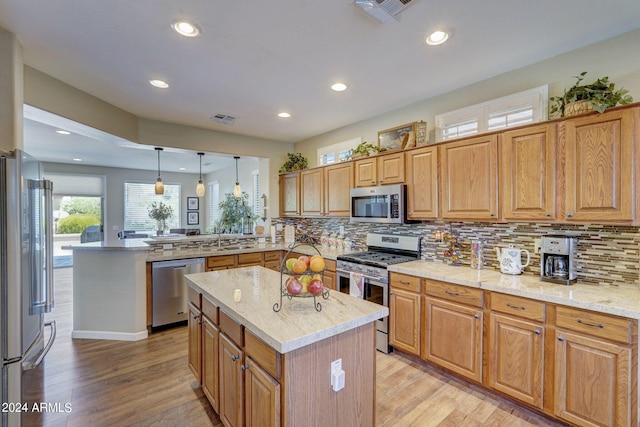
[152,258,205,328]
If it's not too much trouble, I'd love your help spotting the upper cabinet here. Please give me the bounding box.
[561,108,638,222]
[300,168,324,216]
[354,151,405,187]
[279,172,300,217]
[405,146,438,220]
[501,124,557,221]
[324,162,353,217]
[440,134,499,220]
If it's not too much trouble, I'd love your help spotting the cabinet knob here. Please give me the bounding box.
[474,314,480,319]
[567,213,573,218]
[241,365,250,371]
[546,213,552,217]
[231,355,240,361]
[534,329,541,335]
[558,336,565,342]
[192,314,199,320]
[490,213,495,217]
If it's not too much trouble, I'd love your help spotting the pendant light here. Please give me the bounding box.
[233,156,242,197]
[196,152,205,197]
[154,147,164,195]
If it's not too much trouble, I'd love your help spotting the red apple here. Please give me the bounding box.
[286,277,303,295]
[308,279,323,295]
[298,255,311,267]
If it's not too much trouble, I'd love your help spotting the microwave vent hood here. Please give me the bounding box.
[353,0,415,23]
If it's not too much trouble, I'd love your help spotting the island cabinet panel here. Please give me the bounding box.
[501,124,557,221]
[245,356,281,427]
[202,316,220,412]
[219,333,245,427]
[300,168,324,216]
[188,302,202,384]
[405,146,438,220]
[440,134,499,220]
[561,108,636,222]
[245,330,281,381]
[279,172,300,217]
[323,162,353,217]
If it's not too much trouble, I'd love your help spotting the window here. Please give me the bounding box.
[252,171,261,217]
[124,182,180,231]
[208,181,220,230]
[435,85,548,142]
[318,137,362,165]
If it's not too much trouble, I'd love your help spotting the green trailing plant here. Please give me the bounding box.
[353,141,381,156]
[279,153,308,173]
[550,71,633,117]
[218,192,259,233]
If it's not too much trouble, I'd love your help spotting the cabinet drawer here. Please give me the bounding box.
[390,273,421,293]
[219,311,244,347]
[264,260,281,270]
[188,287,201,308]
[556,306,635,345]
[202,295,218,324]
[238,252,263,265]
[324,258,336,272]
[490,292,545,322]
[264,251,281,262]
[245,330,281,380]
[207,255,236,269]
[425,280,483,308]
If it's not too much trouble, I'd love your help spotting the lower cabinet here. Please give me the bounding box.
[244,356,281,427]
[389,272,421,355]
[202,316,219,412]
[188,301,202,383]
[219,333,245,427]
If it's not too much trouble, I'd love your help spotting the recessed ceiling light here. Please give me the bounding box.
[179,167,186,171]
[426,30,449,46]
[72,158,82,162]
[56,130,71,135]
[172,21,201,37]
[331,83,348,92]
[278,112,291,118]
[149,79,169,89]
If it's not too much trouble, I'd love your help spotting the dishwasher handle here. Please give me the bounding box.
[152,258,205,270]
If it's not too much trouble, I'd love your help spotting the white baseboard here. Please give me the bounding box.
[71,330,148,341]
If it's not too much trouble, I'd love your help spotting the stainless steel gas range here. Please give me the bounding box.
[336,233,421,353]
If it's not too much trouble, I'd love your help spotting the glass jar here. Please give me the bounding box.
[470,240,484,269]
[343,237,352,251]
[336,234,344,251]
[321,231,329,248]
[328,233,336,248]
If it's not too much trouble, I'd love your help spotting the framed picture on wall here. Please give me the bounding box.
[187,197,199,210]
[187,211,199,225]
[378,122,417,151]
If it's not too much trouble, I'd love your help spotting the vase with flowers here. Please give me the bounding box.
[148,201,174,236]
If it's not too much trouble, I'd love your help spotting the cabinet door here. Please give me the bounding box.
[324,162,353,216]
[377,152,405,185]
[389,288,420,355]
[219,333,245,427]
[245,356,281,427]
[354,157,377,187]
[489,313,544,408]
[300,168,324,216]
[425,297,483,382]
[279,172,300,216]
[502,124,556,220]
[554,329,633,427]
[440,134,499,220]
[563,109,634,222]
[405,146,438,219]
[202,316,220,412]
[188,302,202,383]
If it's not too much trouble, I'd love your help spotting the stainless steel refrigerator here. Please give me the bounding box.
[1,149,56,427]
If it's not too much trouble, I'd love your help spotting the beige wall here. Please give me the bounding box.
[0,29,23,152]
[294,28,640,167]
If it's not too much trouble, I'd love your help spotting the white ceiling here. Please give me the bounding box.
[2,0,640,171]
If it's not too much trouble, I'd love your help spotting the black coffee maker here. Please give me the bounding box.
[540,235,577,285]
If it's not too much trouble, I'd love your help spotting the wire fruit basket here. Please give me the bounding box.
[273,243,330,312]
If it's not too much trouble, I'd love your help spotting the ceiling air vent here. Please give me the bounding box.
[210,114,236,125]
[353,0,415,23]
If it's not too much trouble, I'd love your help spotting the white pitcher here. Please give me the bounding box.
[495,244,530,275]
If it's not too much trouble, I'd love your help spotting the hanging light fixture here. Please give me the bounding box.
[196,152,205,197]
[233,156,242,197]
[154,147,164,195]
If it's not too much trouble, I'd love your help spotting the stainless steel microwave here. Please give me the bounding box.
[350,184,406,223]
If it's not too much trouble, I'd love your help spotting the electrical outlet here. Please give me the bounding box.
[534,239,541,254]
[276,224,283,231]
[331,359,344,392]
[163,243,173,250]
[331,358,342,373]
[339,225,345,235]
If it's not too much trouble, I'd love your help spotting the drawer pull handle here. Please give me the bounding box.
[241,365,250,371]
[577,319,604,328]
[231,355,240,362]
[444,290,459,297]
[506,303,526,310]
[534,329,541,335]
[399,280,411,284]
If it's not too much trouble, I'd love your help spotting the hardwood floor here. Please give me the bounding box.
[22,267,565,426]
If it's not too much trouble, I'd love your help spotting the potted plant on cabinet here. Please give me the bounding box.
[550,71,633,117]
[278,153,308,173]
[148,201,174,236]
[350,141,381,160]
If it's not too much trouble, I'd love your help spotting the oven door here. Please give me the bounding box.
[336,270,388,334]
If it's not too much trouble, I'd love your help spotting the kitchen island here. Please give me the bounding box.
[185,266,388,427]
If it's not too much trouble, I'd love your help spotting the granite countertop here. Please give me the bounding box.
[388,260,640,320]
[62,238,150,251]
[186,266,388,353]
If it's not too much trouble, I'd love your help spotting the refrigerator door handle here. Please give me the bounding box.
[28,179,54,314]
[22,320,56,370]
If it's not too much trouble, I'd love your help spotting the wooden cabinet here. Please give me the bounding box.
[279,172,300,216]
[202,315,220,412]
[263,250,282,271]
[405,146,438,220]
[488,293,546,409]
[324,162,353,216]
[207,255,236,271]
[188,302,202,383]
[561,108,637,222]
[219,332,245,427]
[501,124,556,220]
[354,152,405,187]
[554,306,637,427]
[244,356,281,427]
[323,258,337,290]
[440,134,499,220]
[389,273,421,355]
[237,252,263,267]
[300,168,324,216]
[424,281,484,382]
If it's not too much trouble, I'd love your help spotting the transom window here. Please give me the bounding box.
[318,137,362,165]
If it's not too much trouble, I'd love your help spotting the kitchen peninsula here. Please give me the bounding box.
[185,266,387,426]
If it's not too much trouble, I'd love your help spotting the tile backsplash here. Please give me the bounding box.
[272,218,640,288]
